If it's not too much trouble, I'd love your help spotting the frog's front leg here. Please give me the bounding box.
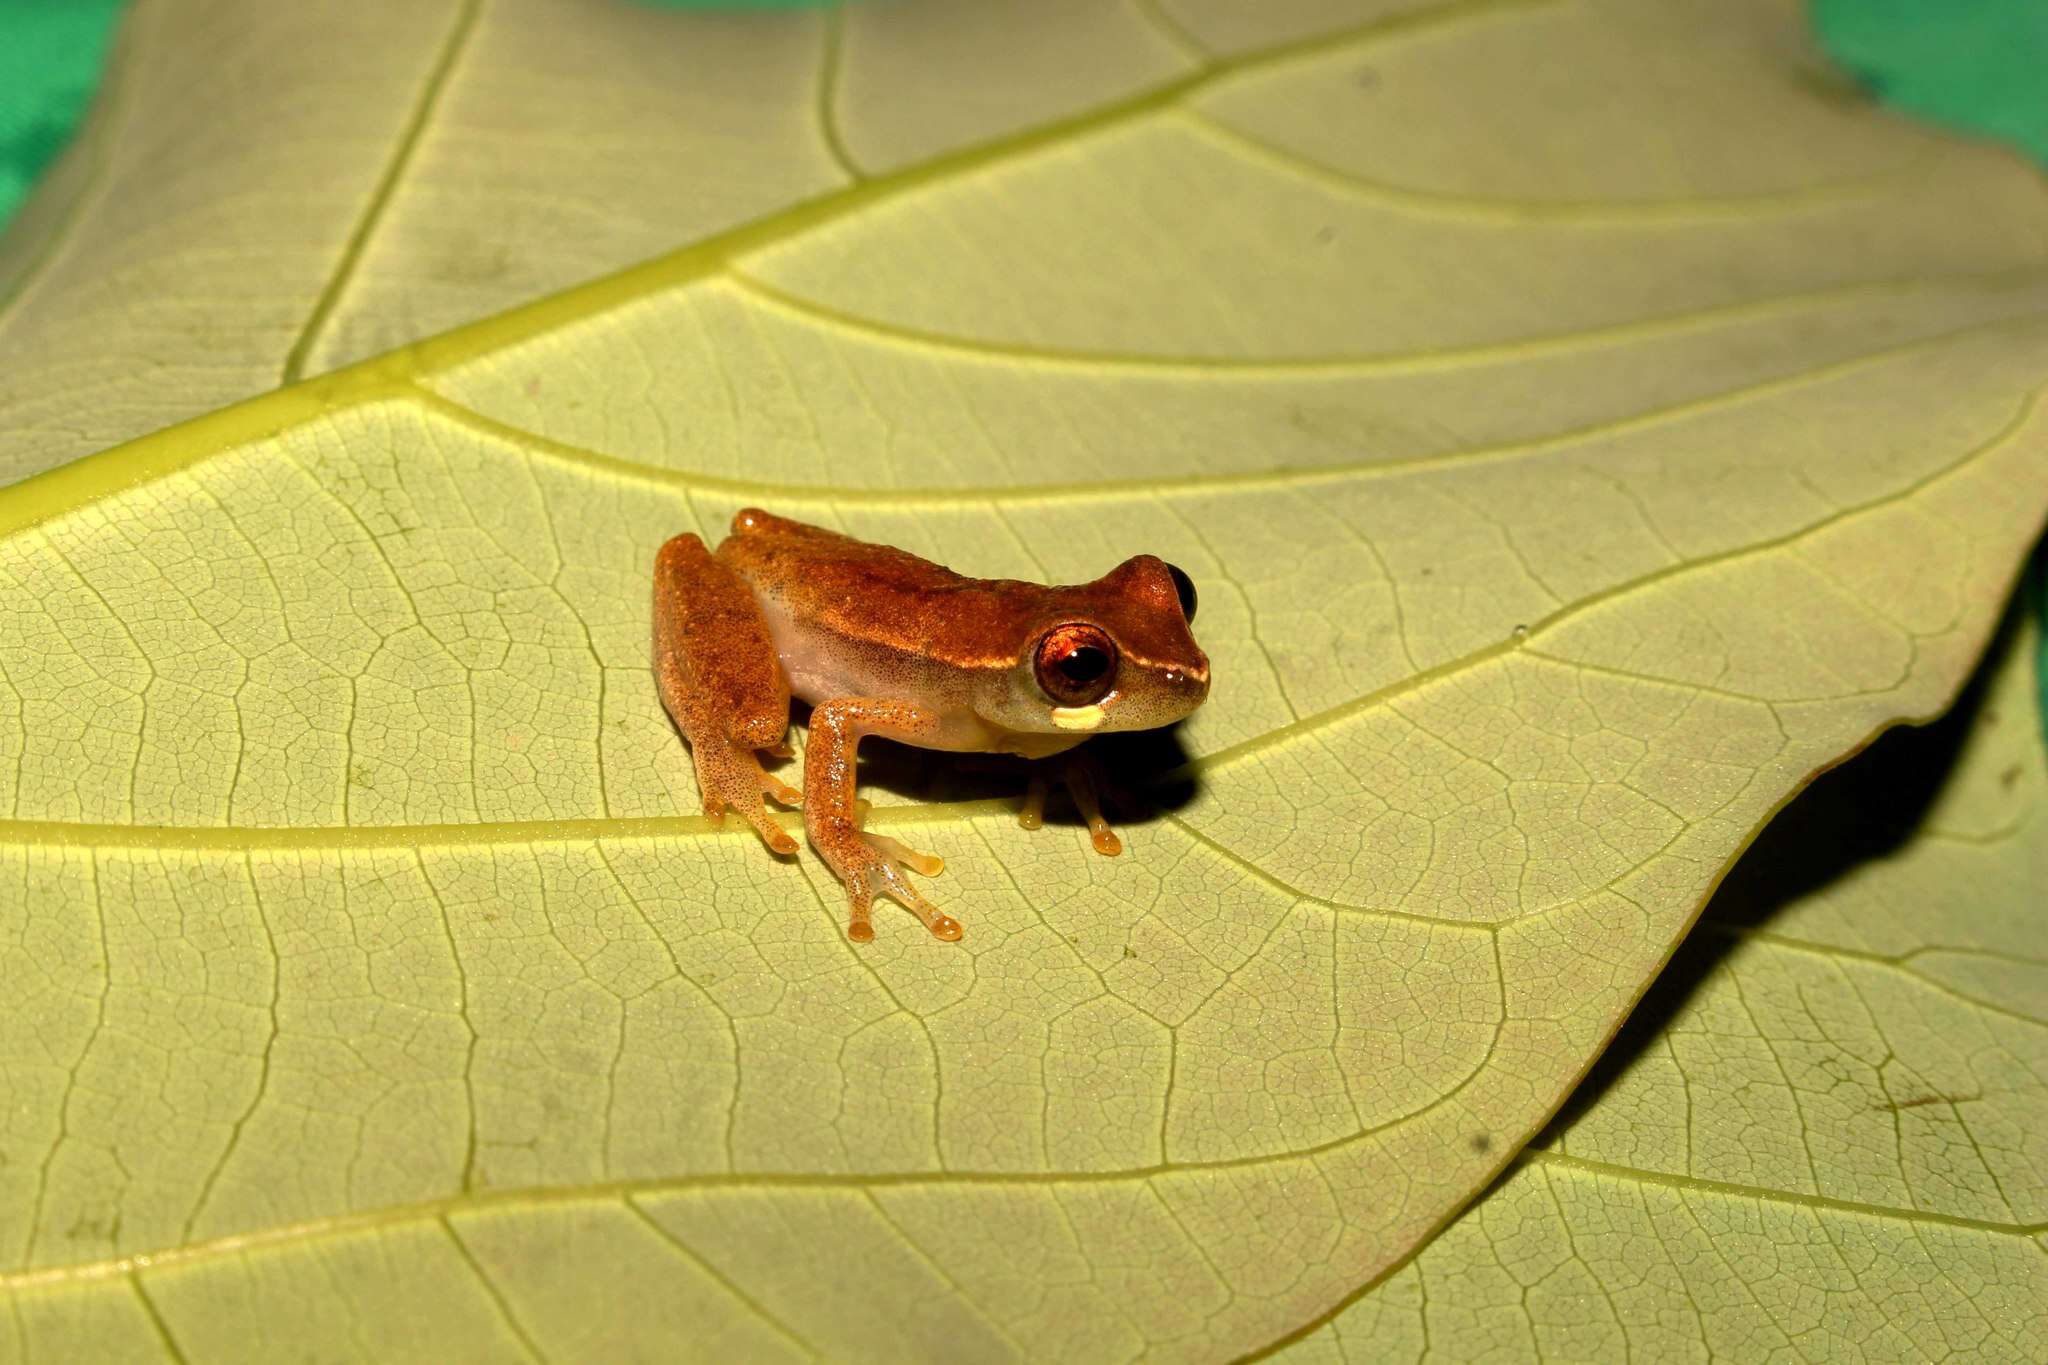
[653,534,802,855]
[1018,749,1125,856]
[804,699,962,943]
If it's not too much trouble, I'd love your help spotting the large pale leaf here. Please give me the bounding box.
[0,0,1197,484]
[1273,600,2048,1362]
[0,0,472,482]
[2,0,2047,1359]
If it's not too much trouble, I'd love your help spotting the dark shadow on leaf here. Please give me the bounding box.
[1539,598,2020,1141]
[788,698,1202,833]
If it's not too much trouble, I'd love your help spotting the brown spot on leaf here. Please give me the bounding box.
[1875,1092,1979,1112]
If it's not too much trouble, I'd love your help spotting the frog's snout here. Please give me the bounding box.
[1162,663,1210,707]
[1111,661,1208,730]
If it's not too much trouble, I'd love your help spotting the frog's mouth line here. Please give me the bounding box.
[1048,704,1107,731]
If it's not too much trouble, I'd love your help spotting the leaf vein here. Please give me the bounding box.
[279,0,482,384]
[1180,108,1944,224]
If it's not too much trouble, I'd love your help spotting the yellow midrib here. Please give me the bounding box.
[3,382,2037,850]
[0,0,1568,540]
[7,1129,2039,1297]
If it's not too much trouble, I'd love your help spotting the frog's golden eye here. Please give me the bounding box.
[1165,563,1197,623]
[1034,624,1119,706]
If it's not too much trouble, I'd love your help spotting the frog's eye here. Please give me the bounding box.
[1165,563,1198,623]
[1034,624,1119,706]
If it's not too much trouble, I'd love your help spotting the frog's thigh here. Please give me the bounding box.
[654,533,789,747]
[653,534,799,853]
[803,699,960,942]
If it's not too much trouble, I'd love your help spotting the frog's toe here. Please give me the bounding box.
[1018,771,1049,831]
[865,831,944,877]
[747,811,801,856]
[848,801,943,871]
[1084,822,1123,858]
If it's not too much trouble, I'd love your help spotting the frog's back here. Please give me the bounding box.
[720,508,978,604]
[716,508,1055,702]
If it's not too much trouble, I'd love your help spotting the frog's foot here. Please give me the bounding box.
[691,733,801,856]
[815,815,960,943]
[1019,750,1125,856]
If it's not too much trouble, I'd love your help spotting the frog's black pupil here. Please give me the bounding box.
[1058,646,1109,684]
[1166,563,1198,622]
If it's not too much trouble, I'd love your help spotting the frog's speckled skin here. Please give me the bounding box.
[652,508,1209,943]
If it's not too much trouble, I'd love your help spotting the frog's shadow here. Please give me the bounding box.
[781,700,1202,830]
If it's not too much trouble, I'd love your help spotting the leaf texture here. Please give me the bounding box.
[1,0,2047,1359]
[1274,604,2048,1362]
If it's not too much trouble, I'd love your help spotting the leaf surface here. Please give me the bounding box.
[1273,602,2048,1362]
[1,0,2047,1359]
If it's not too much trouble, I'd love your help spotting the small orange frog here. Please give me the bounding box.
[653,509,1209,943]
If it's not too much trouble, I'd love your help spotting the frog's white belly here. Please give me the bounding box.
[757,595,1008,752]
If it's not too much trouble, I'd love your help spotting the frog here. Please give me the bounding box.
[652,508,1209,943]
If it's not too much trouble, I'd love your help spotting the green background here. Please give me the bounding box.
[1,0,2045,723]
[0,0,122,222]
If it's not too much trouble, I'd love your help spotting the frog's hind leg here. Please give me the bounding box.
[803,699,960,943]
[653,534,801,855]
